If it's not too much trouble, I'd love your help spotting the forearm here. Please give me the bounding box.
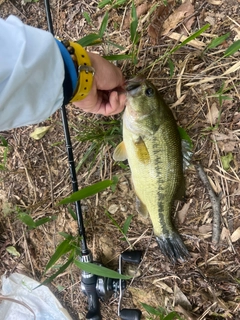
[0,15,65,131]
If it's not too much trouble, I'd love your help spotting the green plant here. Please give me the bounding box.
[74,118,122,172]
[105,210,133,247]
[141,303,183,320]
[0,135,8,171]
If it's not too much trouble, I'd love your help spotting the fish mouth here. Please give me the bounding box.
[126,78,144,96]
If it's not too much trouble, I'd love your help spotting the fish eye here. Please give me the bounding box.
[145,87,154,97]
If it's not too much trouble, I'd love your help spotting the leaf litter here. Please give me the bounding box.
[1,0,240,319]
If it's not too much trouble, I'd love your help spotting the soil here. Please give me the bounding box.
[1,0,240,319]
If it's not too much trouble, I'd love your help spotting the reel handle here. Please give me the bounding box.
[120,308,142,320]
[82,274,101,320]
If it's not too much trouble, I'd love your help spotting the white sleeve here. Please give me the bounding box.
[0,15,65,131]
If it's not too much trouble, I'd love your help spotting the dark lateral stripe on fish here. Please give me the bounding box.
[152,137,170,238]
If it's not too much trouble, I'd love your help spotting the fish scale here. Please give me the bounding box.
[113,78,189,262]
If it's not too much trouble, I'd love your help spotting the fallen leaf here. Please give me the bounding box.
[162,0,194,36]
[206,103,219,124]
[174,285,192,310]
[178,200,192,224]
[30,126,51,140]
[231,227,240,242]
[221,153,234,171]
[220,226,230,241]
[148,1,174,44]
[6,246,20,257]
[199,224,212,234]
[153,279,173,293]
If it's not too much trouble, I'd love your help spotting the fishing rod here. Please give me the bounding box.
[43,1,142,319]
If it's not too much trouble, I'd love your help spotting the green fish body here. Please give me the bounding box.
[113,78,189,262]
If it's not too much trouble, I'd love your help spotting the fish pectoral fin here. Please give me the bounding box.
[113,141,128,161]
[136,196,148,218]
[134,137,150,164]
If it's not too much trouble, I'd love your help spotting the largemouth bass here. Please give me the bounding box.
[113,78,189,262]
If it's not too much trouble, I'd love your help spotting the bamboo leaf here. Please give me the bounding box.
[39,257,74,287]
[58,180,115,205]
[224,40,240,57]
[45,239,74,271]
[74,260,131,279]
[207,32,230,50]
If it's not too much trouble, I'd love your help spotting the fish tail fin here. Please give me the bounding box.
[156,232,189,263]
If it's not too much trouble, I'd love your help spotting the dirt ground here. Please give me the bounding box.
[1,0,240,319]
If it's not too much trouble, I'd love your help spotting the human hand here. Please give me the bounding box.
[73,52,126,116]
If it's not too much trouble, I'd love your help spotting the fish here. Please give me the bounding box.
[113,77,189,263]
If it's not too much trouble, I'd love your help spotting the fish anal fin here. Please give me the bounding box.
[113,141,127,161]
[134,137,150,164]
[136,196,148,218]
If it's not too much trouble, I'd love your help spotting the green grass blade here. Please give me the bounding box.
[178,126,193,149]
[0,135,8,147]
[77,34,102,47]
[83,12,91,24]
[58,180,115,205]
[122,215,133,235]
[68,207,77,220]
[45,239,73,271]
[34,216,57,227]
[103,54,133,61]
[207,32,230,50]
[130,1,138,43]
[74,260,131,279]
[105,40,125,50]
[141,303,164,316]
[58,232,74,240]
[99,11,109,38]
[170,24,210,54]
[224,40,240,57]
[168,58,175,78]
[98,0,112,9]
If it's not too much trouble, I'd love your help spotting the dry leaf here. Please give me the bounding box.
[231,227,240,242]
[199,224,212,234]
[174,285,192,310]
[178,200,192,224]
[206,103,219,124]
[153,279,173,293]
[30,126,51,140]
[162,0,194,36]
[220,226,230,241]
[148,1,174,44]
[207,0,223,4]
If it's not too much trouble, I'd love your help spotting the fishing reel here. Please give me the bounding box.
[81,250,142,320]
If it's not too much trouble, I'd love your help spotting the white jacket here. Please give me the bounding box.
[0,15,65,131]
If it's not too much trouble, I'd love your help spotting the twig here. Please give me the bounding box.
[195,163,221,245]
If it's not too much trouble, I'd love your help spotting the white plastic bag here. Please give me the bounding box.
[0,273,73,320]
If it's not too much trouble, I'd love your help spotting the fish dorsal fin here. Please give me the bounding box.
[113,141,128,161]
[136,196,149,218]
[134,137,150,164]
